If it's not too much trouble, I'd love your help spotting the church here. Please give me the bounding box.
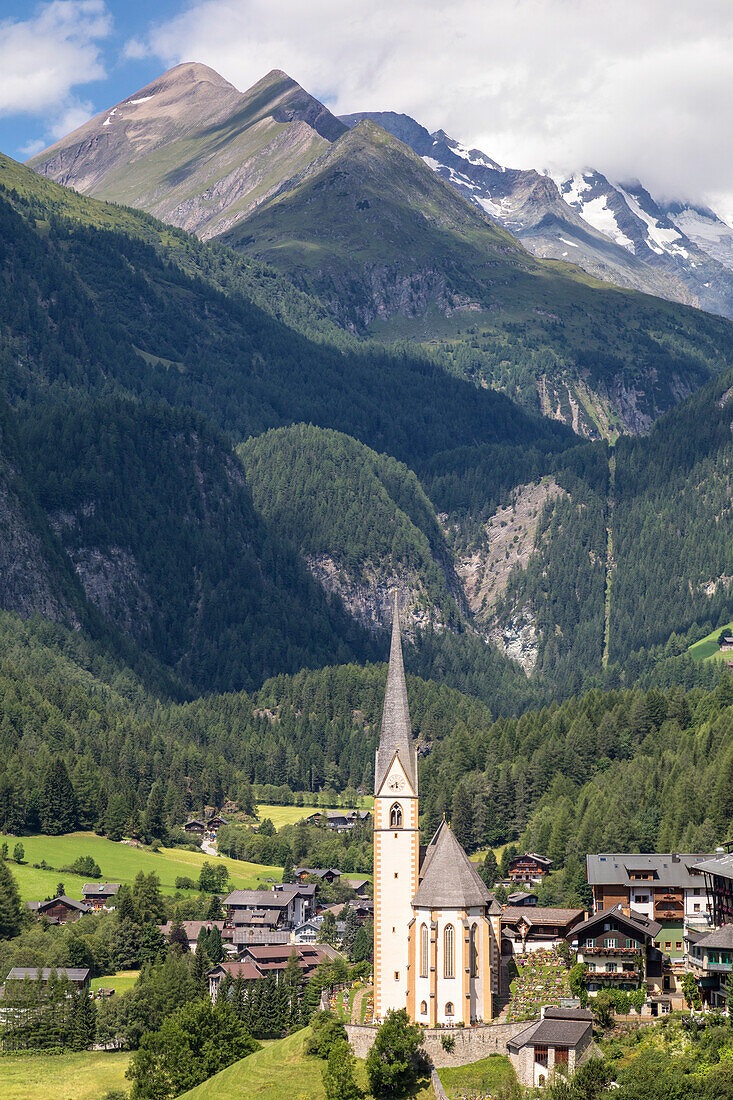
[373,595,502,1026]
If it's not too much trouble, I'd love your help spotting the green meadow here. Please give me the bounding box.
[257,799,372,829]
[0,832,282,902]
[688,621,733,662]
[0,1050,131,1100]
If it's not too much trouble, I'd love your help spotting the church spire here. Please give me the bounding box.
[374,592,418,794]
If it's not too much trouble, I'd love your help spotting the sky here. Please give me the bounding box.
[1,0,732,219]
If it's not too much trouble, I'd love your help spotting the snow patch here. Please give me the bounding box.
[573,195,635,252]
[618,187,689,257]
[126,95,154,104]
[558,236,579,248]
[102,107,118,127]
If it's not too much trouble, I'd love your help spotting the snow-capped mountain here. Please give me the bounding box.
[341,113,733,319]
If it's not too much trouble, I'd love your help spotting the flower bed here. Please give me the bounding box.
[507,947,572,1021]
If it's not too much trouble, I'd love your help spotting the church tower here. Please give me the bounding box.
[373,593,419,1021]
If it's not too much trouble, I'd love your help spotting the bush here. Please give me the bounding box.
[305,1011,348,1059]
[66,855,102,878]
[174,876,197,890]
[441,1034,455,1052]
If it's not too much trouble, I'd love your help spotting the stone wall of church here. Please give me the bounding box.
[345,1019,532,1068]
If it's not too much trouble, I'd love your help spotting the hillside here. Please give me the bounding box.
[24,64,733,439]
[16,400,372,694]
[238,424,463,633]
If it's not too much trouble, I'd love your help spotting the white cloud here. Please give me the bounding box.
[130,0,733,212]
[0,1,112,123]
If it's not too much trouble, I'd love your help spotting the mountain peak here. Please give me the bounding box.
[153,61,236,89]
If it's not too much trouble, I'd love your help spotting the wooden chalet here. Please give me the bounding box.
[294,867,341,885]
[501,906,584,953]
[568,905,664,993]
[183,818,207,835]
[81,882,120,909]
[27,895,91,925]
[507,853,553,884]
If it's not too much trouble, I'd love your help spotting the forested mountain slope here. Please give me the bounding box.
[238,424,463,633]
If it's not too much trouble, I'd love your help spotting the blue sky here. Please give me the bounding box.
[0,0,181,160]
[1,0,731,219]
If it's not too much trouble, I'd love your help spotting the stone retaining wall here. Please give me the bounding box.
[346,1019,532,1068]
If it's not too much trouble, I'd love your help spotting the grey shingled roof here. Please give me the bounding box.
[696,854,733,881]
[82,882,120,895]
[586,852,717,889]
[694,924,733,949]
[413,821,492,909]
[7,967,90,981]
[501,906,584,928]
[568,904,661,942]
[374,594,417,794]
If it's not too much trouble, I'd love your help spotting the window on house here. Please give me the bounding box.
[394,873,398,879]
[394,971,400,980]
[420,1000,427,1015]
[534,1046,549,1067]
[555,1047,569,1067]
[607,938,617,948]
[390,803,402,828]
[676,942,683,951]
[445,1001,454,1016]
[607,963,617,973]
[694,904,701,913]
[444,925,455,979]
[470,923,479,978]
[420,923,428,978]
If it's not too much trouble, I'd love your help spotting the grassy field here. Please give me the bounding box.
[257,800,372,829]
[688,622,733,662]
[91,969,140,993]
[0,832,282,902]
[469,844,507,865]
[438,1054,519,1099]
[0,1050,131,1100]
[181,1028,433,1100]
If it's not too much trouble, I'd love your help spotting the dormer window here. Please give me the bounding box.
[390,803,403,828]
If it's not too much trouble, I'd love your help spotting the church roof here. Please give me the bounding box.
[374,593,417,794]
[412,821,493,909]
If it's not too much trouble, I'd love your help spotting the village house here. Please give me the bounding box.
[501,907,585,954]
[293,918,321,944]
[159,919,229,954]
[345,878,371,898]
[586,852,717,965]
[507,1006,595,1088]
[695,851,733,927]
[686,925,733,1009]
[182,818,207,835]
[507,853,553,884]
[207,959,262,999]
[27,895,90,924]
[223,883,314,929]
[507,891,538,907]
[232,927,291,950]
[81,882,120,910]
[567,905,664,995]
[294,867,342,885]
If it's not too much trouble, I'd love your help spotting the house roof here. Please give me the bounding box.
[587,853,718,889]
[82,882,120,895]
[501,907,584,929]
[224,889,295,908]
[507,1008,593,1052]
[508,892,538,905]
[568,904,661,942]
[159,920,224,940]
[374,593,418,794]
[694,924,733,949]
[231,929,291,945]
[695,854,733,881]
[184,818,207,828]
[208,960,261,981]
[33,895,90,913]
[7,967,90,981]
[294,868,341,879]
[508,853,553,868]
[413,822,493,910]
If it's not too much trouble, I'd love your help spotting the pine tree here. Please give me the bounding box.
[191,943,211,997]
[451,783,474,852]
[40,759,78,835]
[169,919,190,954]
[323,1038,363,1100]
[341,907,360,958]
[0,859,24,939]
[144,781,166,840]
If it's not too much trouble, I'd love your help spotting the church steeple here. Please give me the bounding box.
[375,592,417,794]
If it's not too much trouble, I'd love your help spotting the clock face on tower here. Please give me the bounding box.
[387,774,405,793]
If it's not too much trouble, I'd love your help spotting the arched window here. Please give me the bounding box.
[444,924,455,979]
[470,923,479,978]
[420,1000,427,1015]
[445,1001,454,1016]
[420,923,428,977]
[390,803,402,828]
